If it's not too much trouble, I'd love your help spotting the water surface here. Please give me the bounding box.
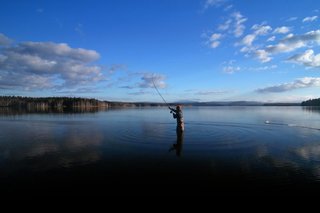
[1,106,320,196]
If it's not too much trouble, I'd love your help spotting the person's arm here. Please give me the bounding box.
[169,107,177,113]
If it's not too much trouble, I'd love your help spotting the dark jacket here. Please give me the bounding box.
[169,107,184,125]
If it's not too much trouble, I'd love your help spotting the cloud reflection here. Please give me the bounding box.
[0,120,104,172]
[296,143,320,161]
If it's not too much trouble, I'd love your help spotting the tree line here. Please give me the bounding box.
[0,96,167,110]
[0,96,109,109]
[301,98,320,106]
[1,96,319,108]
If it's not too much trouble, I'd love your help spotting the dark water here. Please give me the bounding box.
[1,106,320,196]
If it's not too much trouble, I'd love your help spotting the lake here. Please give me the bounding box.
[1,106,320,196]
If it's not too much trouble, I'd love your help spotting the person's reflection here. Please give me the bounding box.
[169,130,184,157]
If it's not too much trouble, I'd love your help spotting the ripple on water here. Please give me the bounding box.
[182,122,251,148]
[110,121,291,150]
[180,121,289,149]
[112,122,175,146]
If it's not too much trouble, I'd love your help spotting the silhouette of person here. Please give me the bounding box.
[168,105,184,133]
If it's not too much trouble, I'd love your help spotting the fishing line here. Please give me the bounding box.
[152,75,170,107]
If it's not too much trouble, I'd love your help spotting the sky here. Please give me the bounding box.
[0,0,320,103]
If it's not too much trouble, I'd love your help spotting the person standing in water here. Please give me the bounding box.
[169,105,184,133]
[168,105,184,156]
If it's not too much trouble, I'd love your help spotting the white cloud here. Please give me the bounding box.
[0,33,104,91]
[223,65,240,74]
[252,24,272,35]
[195,90,231,95]
[288,49,320,67]
[209,11,247,48]
[284,30,320,44]
[248,64,278,71]
[0,33,12,46]
[206,12,247,48]
[241,34,256,46]
[267,36,276,42]
[254,49,272,63]
[238,24,272,51]
[240,46,257,55]
[287,17,298,22]
[273,26,290,34]
[236,24,319,64]
[139,73,166,89]
[128,90,151,96]
[120,73,167,90]
[210,41,220,48]
[17,41,100,62]
[218,19,232,31]
[209,33,222,48]
[107,64,127,74]
[0,70,55,90]
[252,30,320,63]
[256,77,320,93]
[266,41,305,54]
[302,16,318,22]
[210,33,222,41]
[232,12,247,37]
[224,4,233,11]
[204,0,226,9]
[266,30,320,55]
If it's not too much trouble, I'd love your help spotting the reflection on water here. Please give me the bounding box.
[169,132,184,157]
[1,106,320,196]
[0,117,104,172]
[303,106,320,114]
[0,106,100,115]
[296,143,320,161]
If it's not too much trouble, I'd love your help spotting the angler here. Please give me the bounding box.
[169,105,184,133]
[151,75,185,134]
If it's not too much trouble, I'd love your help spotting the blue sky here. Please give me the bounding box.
[0,0,320,102]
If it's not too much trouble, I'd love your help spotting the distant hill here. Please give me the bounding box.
[179,101,301,106]
[190,101,263,106]
[263,102,301,106]
[301,98,320,106]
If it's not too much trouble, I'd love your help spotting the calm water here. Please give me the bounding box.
[1,106,320,196]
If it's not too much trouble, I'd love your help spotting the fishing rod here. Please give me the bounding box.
[151,75,170,108]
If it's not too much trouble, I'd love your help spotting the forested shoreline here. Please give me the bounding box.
[0,96,167,110]
[1,96,320,109]
[0,96,109,109]
[301,98,320,106]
